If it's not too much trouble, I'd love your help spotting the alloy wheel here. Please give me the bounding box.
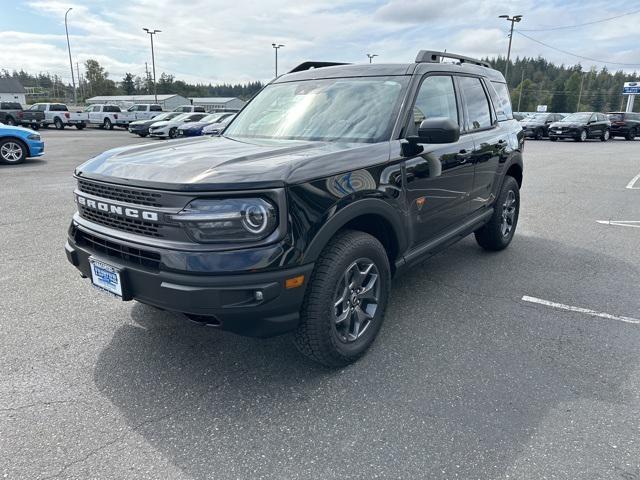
[1,142,23,163]
[333,258,380,343]
[580,130,587,141]
[500,190,517,237]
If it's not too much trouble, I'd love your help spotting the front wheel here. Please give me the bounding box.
[75,123,85,130]
[0,138,27,165]
[601,129,610,142]
[103,118,113,130]
[475,176,520,251]
[535,128,543,140]
[575,129,588,142]
[5,117,16,126]
[137,133,148,138]
[293,230,391,367]
[168,127,177,139]
[550,136,558,142]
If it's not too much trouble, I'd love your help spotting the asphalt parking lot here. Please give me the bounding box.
[1,128,639,480]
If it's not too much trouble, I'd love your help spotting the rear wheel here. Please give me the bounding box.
[54,117,64,130]
[103,118,113,130]
[293,230,391,367]
[475,176,520,251]
[0,138,27,165]
[137,133,148,138]
[626,129,637,141]
[5,117,16,126]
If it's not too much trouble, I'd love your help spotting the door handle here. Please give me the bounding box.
[456,149,470,164]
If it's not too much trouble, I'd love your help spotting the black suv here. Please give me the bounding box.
[65,51,524,366]
[607,112,640,140]
[519,112,565,139]
[548,112,611,142]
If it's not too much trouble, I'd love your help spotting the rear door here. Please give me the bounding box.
[403,74,476,244]
[457,76,506,213]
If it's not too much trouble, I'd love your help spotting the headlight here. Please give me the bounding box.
[27,134,40,140]
[169,198,278,243]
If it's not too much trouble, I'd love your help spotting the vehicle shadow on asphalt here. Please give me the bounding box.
[93,235,640,479]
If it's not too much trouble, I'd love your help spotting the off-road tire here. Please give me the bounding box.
[293,230,391,367]
[474,176,520,251]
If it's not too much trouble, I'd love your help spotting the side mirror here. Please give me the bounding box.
[409,117,460,144]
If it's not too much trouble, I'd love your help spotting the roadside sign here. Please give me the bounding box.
[536,105,547,112]
[623,82,640,95]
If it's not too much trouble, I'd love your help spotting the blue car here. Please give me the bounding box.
[0,123,44,165]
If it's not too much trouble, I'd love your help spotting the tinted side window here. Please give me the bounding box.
[459,76,492,130]
[150,105,162,111]
[92,106,100,112]
[411,75,458,133]
[135,105,146,111]
[489,81,513,120]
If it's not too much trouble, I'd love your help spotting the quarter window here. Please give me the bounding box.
[458,76,492,130]
[411,75,458,133]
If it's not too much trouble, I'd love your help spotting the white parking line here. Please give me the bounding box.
[627,172,640,189]
[596,220,640,229]
[521,295,640,325]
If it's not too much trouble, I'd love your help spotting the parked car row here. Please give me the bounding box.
[0,102,211,131]
[519,111,639,142]
[128,111,236,139]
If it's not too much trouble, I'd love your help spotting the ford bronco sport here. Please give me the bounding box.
[65,51,524,366]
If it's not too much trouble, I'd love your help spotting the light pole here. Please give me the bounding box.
[64,8,77,105]
[143,28,161,103]
[272,43,284,77]
[366,53,378,63]
[498,14,522,82]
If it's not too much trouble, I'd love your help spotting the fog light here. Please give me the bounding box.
[254,290,264,301]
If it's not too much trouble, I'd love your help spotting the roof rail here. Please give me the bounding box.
[415,50,491,68]
[288,61,350,73]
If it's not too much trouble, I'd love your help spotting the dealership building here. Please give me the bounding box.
[189,97,246,112]
[86,94,190,110]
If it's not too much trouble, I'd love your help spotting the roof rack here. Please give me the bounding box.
[288,61,350,73]
[415,50,491,68]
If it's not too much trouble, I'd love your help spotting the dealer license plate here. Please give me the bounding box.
[89,258,122,297]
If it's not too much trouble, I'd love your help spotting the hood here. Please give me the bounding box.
[0,124,38,135]
[130,118,159,127]
[76,136,390,191]
[550,121,581,127]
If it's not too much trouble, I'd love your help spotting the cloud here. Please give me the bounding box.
[1,0,637,88]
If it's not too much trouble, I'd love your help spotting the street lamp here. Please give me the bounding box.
[143,28,161,103]
[366,53,378,63]
[64,8,77,104]
[498,14,523,81]
[272,43,284,77]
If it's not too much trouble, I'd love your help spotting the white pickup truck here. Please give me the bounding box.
[75,104,164,129]
[28,103,87,129]
[123,104,164,121]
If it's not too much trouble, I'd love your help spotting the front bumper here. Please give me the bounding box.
[65,225,313,337]
[178,129,202,137]
[149,128,169,137]
[610,126,630,136]
[27,140,45,157]
[128,125,149,135]
[549,128,579,139]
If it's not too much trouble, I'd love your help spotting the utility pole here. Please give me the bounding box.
[499,14,523,82]
[517,69,524,112]
[143,28,161,103]
[272,43,284,77]
[64,8,77,104]
[577,74,585,112]
[366,53,378,63]
[76,62,82,100]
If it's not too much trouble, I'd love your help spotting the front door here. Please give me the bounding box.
[401,74,475,246]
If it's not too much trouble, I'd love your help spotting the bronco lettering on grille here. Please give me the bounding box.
[75,194,159,221]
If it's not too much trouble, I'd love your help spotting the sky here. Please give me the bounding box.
[1,0,638,86]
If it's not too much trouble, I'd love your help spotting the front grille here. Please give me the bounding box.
[77,179,162,207]
[79,205,162,237]
[75,229,161,270]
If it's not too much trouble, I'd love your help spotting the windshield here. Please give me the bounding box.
[152,112,179,122]
[225,76,409,143]
[562,112,592,122]
[170,113,192,122]
[201,113,226,123]
[607,113,623,121]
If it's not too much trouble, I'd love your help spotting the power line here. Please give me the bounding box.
[514,30,640,67]
[519,8,640,31]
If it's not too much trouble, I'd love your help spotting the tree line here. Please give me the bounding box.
[2,57,638,112]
